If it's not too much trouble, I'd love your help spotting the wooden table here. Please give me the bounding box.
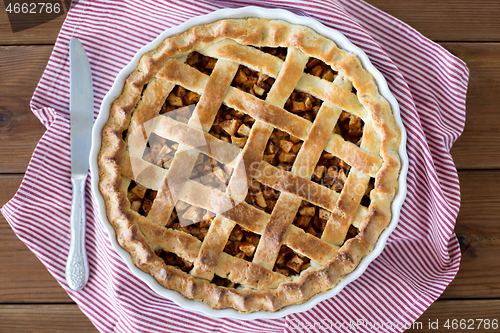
[1,1,499,332]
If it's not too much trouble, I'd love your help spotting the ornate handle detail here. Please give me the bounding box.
[65,176,89,291]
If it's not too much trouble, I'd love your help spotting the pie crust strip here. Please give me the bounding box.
[147,59,239,226]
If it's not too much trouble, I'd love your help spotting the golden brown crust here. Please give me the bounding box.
[98,17,401,313]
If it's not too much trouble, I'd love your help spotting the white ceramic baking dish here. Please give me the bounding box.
[89,6,408,320]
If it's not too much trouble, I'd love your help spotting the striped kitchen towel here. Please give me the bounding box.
[1,0,468,332]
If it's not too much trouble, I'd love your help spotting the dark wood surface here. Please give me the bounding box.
[1,1,499,332]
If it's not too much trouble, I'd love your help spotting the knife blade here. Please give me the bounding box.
[66,38,93,291]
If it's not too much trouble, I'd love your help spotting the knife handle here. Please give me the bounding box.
[65,176,90,291]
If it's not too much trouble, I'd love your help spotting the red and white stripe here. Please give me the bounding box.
[2,0,468,332]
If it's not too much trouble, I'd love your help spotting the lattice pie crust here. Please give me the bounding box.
[98,18,401,313]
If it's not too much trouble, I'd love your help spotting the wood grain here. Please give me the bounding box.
[0,305,98,332]
[0,46,50,173]
[365,0,500,42]
[407,300,500,332]
[0,1,67,45]
[1,171,499,301]
[0,300,498,333]
[1,40,498,173]
[0,175,71,303]
[446,43,500,169]
[441,170,500,299]
[0,1,499,45]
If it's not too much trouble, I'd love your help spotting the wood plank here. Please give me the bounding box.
[0,175,71,303]
[1,1,499,45]
[0,46,50,173]
[441,170,500,299]
[407,300,500,332]
[0,177,497,325]
[445,43,500,169]
[0,49,498,299]
[1,41,499,173]
[365,0,500,42]
[0,1,67,45]
[1,171,499,302]
[0,305,98,332]
[0,300,498,332]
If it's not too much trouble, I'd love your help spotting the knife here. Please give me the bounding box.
[65,38,93,291]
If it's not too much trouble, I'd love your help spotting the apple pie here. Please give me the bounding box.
[98,17,401,313]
